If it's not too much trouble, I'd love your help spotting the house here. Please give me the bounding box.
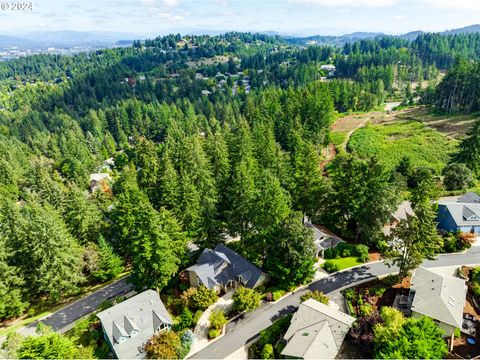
[383,201,415,236]
[96,290,173,359]
[409,267,467,337]
[437,192,480,234]
[185,244,269,293]
[281,299,356,359]
[305,221,344,257]
[89,173,111,192]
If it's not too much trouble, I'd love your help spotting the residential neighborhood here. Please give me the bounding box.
[2,6,480,360]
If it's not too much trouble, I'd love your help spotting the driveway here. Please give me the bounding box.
[18,276,134,337]
[190,248,480,359]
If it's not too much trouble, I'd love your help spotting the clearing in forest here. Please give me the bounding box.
[347,120,457,173]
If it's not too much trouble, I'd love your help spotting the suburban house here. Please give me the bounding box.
[437,192,480,234]
[383,201,414,236]
[409,267,467,337]
[305,221,344,258]
[185,244,269,293]
[96,290,173,359]
[281,299,356,359]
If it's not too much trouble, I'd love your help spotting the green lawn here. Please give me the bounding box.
[323,257,363,271]
[330,131,348,148]
[347,121,457,173]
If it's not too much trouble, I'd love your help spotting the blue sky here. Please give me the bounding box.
[2,0,480,37]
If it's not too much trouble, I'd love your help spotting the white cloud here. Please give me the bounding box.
[164,0,180,7]
[291,0,397,7]
[421,0,480,11]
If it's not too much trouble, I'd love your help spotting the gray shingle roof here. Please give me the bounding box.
[186,244,266,289]
[305,222,344,253]
[281,299,356,360]
[442,203,480,226]
[96,290,172,359]
[458,192,480,203]
[410,267,466,329]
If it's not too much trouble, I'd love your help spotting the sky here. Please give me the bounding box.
[2,0,480,37]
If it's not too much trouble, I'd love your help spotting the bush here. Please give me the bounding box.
[192,286,218,310]
[381,274,400,287]
[370,285,387,297]
[192,310,203,326]
[232,287,261,313]
[300,290,329,304]
[261,344,274,359]
[323,260,339,273]
[355,244,369,262]
[178,308,193,329]
[272,290,285,301]
[472,283,480,297]
[359,303,373,316]
[258,315,292,348]
[208,329,220,339]
[178,330,194,358]
[209,310,227,330]
[454,328,461,339]
[145,331,182,359]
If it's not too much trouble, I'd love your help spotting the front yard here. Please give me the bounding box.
[323,256,363,271]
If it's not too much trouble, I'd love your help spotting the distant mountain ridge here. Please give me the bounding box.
[0,30,142,50]
[286,24,480,46]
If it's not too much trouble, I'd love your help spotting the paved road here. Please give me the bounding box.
[18,276,134,336]
[190,247,480,359]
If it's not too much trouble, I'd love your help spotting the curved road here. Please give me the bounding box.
[17,276,134,337]
[190,247,480,359]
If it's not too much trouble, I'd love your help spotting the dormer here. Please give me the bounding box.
[153,310,171,333]
[463,206,479,221]
[124,316,139,338]
[112,321,128,344]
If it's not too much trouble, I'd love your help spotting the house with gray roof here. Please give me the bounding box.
[281,299,356,359]
[185,244,269,293]
[383,201,415,236]
[409,267,467,337]
[437,192,480,234]
[96,290,172,359]
[305,221,344,257]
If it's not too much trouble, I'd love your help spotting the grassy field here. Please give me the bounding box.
[330,131,348,148]
[347,120,457,173]
[323,257,363,271]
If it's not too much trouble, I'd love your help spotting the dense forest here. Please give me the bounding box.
[1,30,479,324]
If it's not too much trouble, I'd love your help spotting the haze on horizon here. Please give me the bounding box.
[2,0,480,38]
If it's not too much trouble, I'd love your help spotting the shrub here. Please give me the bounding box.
[300,290,329,304]
[261,344,274,359]
[258,315,292,348]
[145,331,181,359]
[323,260,339,273]
[370,285,387,297]
[208,329,220,339]
[355,244,369,262]
[472,283,480,297]
[178,308,193,329]
[17,333,81,359]
[360,303,374,316]
[180,287,197,309]
[454,328,461,338]
[192,286,217,310]
[233,287,261,313]
[192,310,203,326]
[178,330,194,358]
[272,290,285,301]
[381,274,400,287]
[209,310,227,330]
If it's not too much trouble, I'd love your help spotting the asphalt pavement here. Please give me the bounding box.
[18,276,134,337]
